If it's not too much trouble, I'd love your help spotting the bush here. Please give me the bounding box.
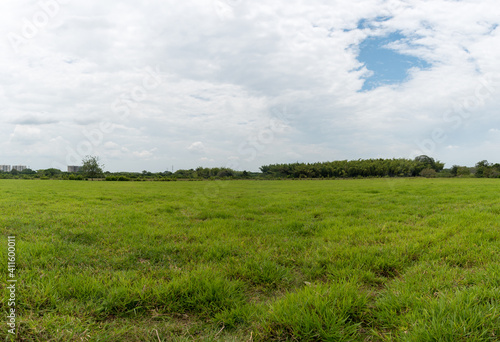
[457,167,471,177]
[420,168,437,178]
[489,170,500,178]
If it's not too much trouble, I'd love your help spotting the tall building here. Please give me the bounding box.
[68,165,82,173]
[0,165,11,172]
[11,165,26,172]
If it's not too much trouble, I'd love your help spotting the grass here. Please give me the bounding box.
[1,178,500,341]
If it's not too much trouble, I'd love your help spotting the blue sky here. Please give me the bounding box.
[0,0,500,171]
[358,32,431,91]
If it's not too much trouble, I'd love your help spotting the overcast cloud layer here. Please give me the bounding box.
[1,0,499,172]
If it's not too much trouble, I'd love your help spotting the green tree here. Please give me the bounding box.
[43,168,62,177]
[457,166,471,177]
[81,155,104,179]
[475,160,490,178]
[21,168,36,175]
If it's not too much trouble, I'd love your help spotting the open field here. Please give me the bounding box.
[1,178,500,341]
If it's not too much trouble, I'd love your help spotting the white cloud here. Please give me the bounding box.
[1,0,500,171]
[132,150,154,158]
[103,141,120,149]
[187,141,206,154]
[9,125,42,143]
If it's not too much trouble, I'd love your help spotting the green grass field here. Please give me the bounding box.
[1,178,500,341]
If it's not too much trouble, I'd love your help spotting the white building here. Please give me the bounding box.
[0,165,11,172]
[68,165,82,172]
[11,165,27,172]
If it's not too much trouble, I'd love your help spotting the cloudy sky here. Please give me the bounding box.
[1,0,500,172]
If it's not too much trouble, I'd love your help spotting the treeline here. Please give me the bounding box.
[260,156,445,178]
[2,156,500,180]
[103,168,257,181]
[0,168,259,181]
[0,168,85,180]
[464,160,500,178]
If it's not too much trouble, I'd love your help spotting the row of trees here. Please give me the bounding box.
[259,156,445,178]
[0,156,105,180]
[0,168,63,179]
[3,156,500,180]
[78,157,256,180]
[464,160,500,178]
[104,169,256,181]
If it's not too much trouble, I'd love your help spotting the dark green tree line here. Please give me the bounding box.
[259,156,444,179]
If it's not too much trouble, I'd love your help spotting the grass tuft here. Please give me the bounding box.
[256,281,368,341]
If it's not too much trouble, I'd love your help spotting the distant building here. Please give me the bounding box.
[11,165,26,172]
[0,165,11,172]
[68,165,82,173]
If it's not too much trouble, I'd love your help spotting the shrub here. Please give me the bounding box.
[420,168,437,178]
[457,167,471,177]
